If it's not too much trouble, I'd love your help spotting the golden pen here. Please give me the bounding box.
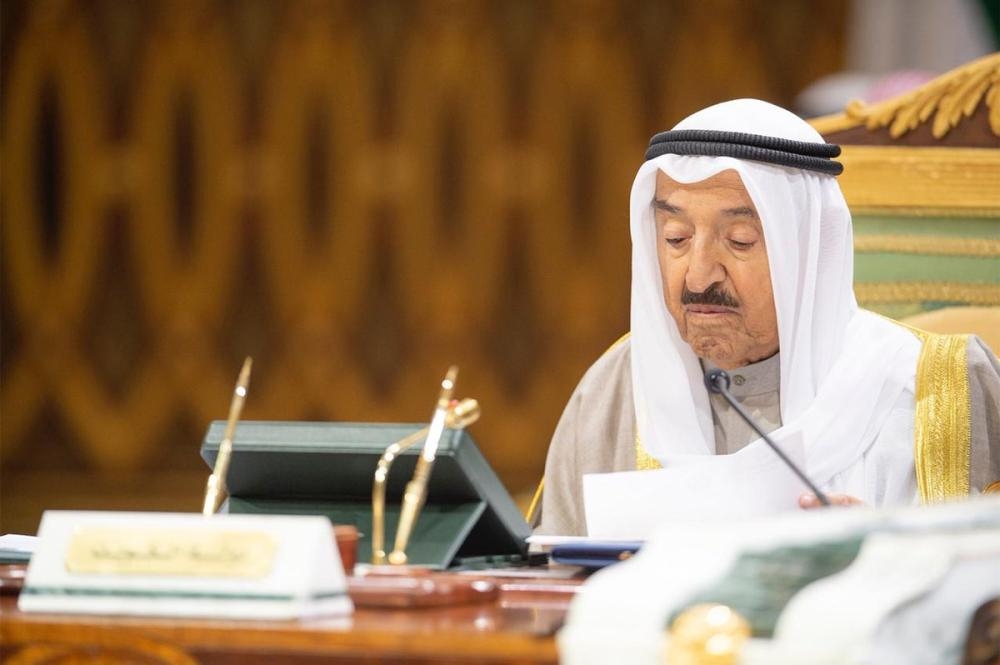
[202,357,252,516]
[387,366,458,565]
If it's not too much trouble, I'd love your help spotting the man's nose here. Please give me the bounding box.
[685,241,726,293]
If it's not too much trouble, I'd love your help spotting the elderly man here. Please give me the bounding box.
[536,99,1000,536]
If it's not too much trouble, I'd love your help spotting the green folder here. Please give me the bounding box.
[200,421,531,569]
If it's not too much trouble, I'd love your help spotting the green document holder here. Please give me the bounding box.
[200,421,531,569]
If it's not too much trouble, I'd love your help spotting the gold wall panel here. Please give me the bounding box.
[0,0,847,533]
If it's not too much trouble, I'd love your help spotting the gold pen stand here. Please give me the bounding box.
[372,398,480,565]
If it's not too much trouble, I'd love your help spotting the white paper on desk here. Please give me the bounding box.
[583,432,808,539]
[0,534,39,553]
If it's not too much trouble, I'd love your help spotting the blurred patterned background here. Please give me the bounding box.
[7,0,973,534]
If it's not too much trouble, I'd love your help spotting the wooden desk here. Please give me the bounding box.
[7,570,996,664]
[1,574,573,665]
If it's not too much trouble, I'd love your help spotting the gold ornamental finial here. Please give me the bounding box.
[665,603,751,665]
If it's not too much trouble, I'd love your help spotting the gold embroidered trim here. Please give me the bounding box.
[634,429,662,471]
[593,333,662,470]
[854,235,1000,258]
[907,326,972,502]
[625,329,663,470]
[525,478,544,525]
[634,318,974,498]
[855,282,1000,306]
[606,332,632,353]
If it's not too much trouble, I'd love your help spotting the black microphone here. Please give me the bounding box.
[704,368,831,507]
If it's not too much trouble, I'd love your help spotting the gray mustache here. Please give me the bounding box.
[681,284,739,308]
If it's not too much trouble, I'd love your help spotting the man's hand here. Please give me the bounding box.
[798,492,866,509]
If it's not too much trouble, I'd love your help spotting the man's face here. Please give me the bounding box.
[654,169,779,370]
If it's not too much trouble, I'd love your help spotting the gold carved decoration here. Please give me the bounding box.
[853,235,1000,258]
[834,146,1000,215]
[855,282,1000,306]
[811,52,1000,138]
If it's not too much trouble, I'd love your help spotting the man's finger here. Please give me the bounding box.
[798,492,821,509]
[799,492,865,509]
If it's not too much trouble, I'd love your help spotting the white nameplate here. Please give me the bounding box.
[19,511,353,619]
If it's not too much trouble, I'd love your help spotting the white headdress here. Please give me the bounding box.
[630,99,920,487]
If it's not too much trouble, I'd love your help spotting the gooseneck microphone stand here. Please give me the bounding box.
[704,368,831,507]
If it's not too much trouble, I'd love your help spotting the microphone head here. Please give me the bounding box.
[704,368,731,393]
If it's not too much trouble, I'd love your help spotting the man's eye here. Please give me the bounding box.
[665,237,687,247]
[729,239,756,250]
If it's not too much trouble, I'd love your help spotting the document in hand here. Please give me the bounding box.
[583,432,808,539]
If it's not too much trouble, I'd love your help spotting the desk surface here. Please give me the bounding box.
[1,572,573,665]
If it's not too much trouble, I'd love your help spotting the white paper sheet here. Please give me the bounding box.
[583,432,809,539]
[0,534,39,553]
